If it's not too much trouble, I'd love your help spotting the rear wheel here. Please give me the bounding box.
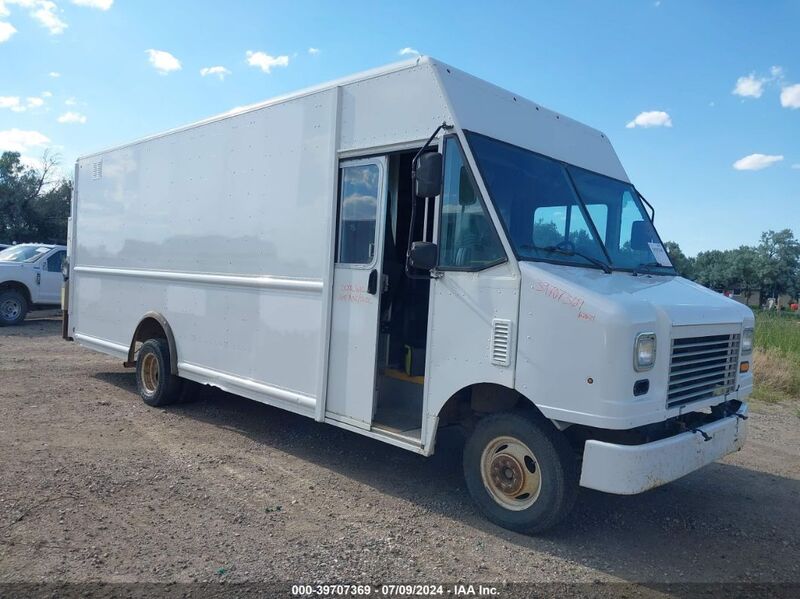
[135,338,183,406]
[0,290,28,326]
[463,411,578,534]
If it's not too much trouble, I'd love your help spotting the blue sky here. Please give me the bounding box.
[1,0,798,255]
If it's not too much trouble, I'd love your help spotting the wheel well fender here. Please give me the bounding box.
[0,281,32,306]
[128,312,178,374]
[435,382,545,426]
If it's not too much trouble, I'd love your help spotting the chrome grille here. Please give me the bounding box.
[668,333,740,408]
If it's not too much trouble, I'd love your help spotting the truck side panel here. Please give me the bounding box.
[72,88,339,412]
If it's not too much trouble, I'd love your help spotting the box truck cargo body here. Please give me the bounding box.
[65,57,753,532]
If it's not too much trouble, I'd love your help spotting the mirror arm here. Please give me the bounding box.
[406,122,453,280]
[410,121,453,182]
[637,190,655,223]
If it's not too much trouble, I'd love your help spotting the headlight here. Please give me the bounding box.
[741,327,754,354]
[634,332,657,371]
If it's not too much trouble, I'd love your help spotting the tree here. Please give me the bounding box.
[693,250,729,291]
[0,151,71,244]
[726,246,760,297]
[663,241,694,278]
[757,229,800,300]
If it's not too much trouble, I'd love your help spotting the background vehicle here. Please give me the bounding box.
[64,57,753,533]
[0,244,67,325]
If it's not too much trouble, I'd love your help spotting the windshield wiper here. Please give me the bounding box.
[521,244,612,274]
[632,261,673,276]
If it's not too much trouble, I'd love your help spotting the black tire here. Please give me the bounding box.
[135,338,183,407]
[0,290,28,326]
[463,411,578,534]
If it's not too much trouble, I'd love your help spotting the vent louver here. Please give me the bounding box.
[91,160,103,180]
[491,319,512,367]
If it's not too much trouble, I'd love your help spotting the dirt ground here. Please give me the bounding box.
[1,315,799,587]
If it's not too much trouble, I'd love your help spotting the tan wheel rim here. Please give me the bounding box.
[140,353,160,396]
[480,435,542,511]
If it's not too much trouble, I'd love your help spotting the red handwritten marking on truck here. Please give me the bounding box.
[338,283,372,304]
[533,280,595,321]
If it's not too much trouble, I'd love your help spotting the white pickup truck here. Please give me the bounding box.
[0,244,67,325]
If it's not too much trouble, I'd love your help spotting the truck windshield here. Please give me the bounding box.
[466,132,676,274]
[0,245,51,263]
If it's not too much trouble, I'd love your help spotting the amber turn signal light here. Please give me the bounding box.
[739,361,750,373]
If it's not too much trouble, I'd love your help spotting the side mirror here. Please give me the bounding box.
[630,220,652,251]
[414,152,443,198]
[408,241,438,271]
[458,166,476,206]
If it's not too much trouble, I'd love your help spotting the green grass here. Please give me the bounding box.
[752,310,800,403]
[754,310,800,358]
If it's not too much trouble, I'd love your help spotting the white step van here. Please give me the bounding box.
[64,57,753,532]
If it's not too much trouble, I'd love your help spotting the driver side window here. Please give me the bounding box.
[46,250,65,273]
[438,137,505,270]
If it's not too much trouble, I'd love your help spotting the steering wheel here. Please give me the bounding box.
[555,240,575,255]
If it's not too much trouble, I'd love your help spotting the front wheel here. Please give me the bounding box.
[0,290,28,326]
[463,411,578,534]
[135,338,183,407]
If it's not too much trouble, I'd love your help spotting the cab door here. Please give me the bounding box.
[36,249,66,305]
[326,157,388,428]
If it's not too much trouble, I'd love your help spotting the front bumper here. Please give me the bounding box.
[579,402,748,494]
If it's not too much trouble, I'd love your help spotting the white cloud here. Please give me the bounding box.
[70,0,113,9]
[307,47,319,55]
[732,73,764,98]
[780,83,800,109]
[57,111,86,124]
[0,128,51,153]
[792,163,800,170]
[3,1,67,35]
[732,153,783,171]
[19,154,45,170]
[41,90,52,97]
[25,0,67,34]
[245,50,289,73]
[625,110,673,129]
[200,65,230,80]
[146,49,181,74]
[48,71,60,77]
[398,47,419,57]
[0,94,48,112]
[0,20,16,42]
[0,96,21,110]
[64,96,77,105]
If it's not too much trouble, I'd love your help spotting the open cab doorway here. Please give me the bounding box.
[371,149,435,443]
[325,147,434,446]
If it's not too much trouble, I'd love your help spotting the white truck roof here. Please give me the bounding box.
[78,56,627,182]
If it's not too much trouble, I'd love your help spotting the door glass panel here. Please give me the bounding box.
[439,137,505,269]
[337,164,380,265]
[46,250,65,273]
